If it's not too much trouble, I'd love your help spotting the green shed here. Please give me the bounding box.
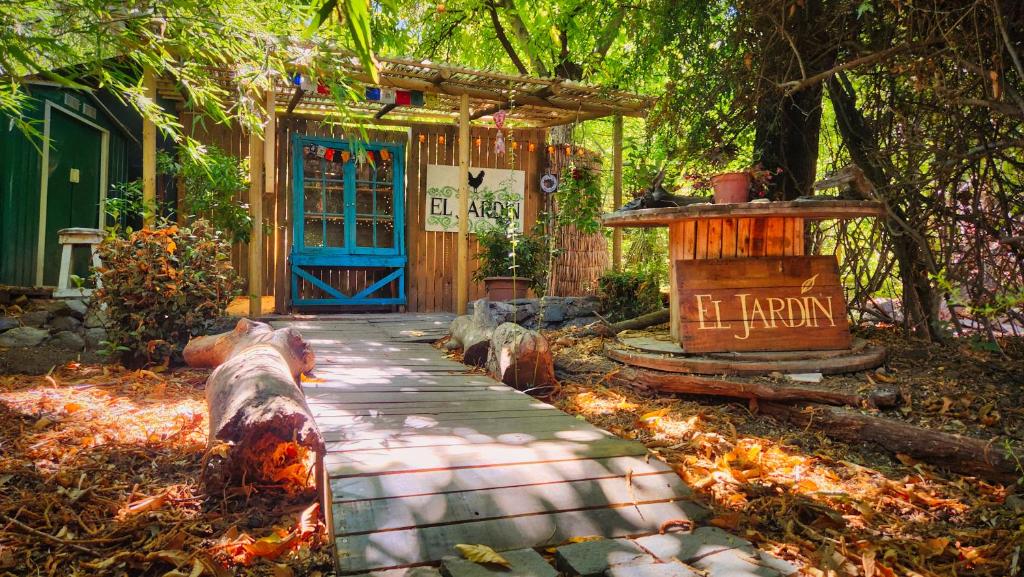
[0,83,136,287]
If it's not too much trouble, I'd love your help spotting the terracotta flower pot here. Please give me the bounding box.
[483,276,531,301]
[710,172,751,204]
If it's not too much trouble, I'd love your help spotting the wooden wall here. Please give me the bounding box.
[183,112,545,313]
[406,125,545,313]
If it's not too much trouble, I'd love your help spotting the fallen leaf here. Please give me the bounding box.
[32,416,54,430]
[921,537,949,559]
[118,492,168,519]
[63,402,85,413]
[709,511,742,530]
[300,373,325,383]
[272,564,295,577]
[454,544,510,567]
[567,536,603,544]
[639,408,670,422]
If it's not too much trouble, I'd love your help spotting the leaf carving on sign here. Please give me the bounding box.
[801,274,819,294]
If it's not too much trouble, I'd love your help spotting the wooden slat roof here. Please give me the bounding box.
[156,54,655,127]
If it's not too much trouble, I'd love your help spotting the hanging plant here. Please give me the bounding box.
[556,164,604,234]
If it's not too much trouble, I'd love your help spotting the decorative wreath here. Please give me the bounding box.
[540,173,559,194]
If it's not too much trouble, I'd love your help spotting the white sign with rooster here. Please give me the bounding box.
[424,165,525,233]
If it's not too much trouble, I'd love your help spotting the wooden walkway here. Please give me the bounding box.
[271,314,707,575]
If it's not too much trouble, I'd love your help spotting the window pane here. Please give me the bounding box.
[377,219,395,248]
[303,157,321,178]
[325,217,344,247]
[304,217,324,247]
[355,184,374,214]
[325,184,344,214]
[303,181,323,213]
[376,156,393,181]
[356,218,374,247]
[376,186,394,217]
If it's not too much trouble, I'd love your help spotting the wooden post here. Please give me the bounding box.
[455,94,470,314]
[248,96,265,319]
[612,115,623,270]
[263,90,280,313]
[142,67,157,228]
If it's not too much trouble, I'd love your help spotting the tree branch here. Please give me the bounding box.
[486,0,528,75]
[592,4,627,65]
[779,41,938,95]
[500,0,550,77]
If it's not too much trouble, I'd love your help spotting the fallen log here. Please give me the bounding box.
[761,402,1021,482]
[487,322,556,391]
[581,308,671,337]
[448,300,504,365]
[608,367,900,409]
[184,319,323,494]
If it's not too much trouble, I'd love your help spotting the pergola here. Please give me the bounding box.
[143,55,655,315]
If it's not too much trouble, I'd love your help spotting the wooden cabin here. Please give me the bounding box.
[155,57,651,315]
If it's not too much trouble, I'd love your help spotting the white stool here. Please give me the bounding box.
[55,227,104,298]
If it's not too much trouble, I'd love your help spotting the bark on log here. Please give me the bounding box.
[486,322,556,390]
[449,301,503,366]
[609,367,900,409]
[184,319,323,492]
[761,402,1021,482]
[582,308,671,337]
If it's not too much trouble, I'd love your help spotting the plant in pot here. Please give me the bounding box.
[685,163,782,204]
[473,215,548,302]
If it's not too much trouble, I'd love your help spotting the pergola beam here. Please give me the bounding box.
[612,115,624,270]
[142,67,157,228]
[374,103,397,119]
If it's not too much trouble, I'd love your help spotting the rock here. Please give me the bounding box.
[50,316,82,333]
[635,527,755,563]
[1006,494,1024,513]
[605,561,700,577]
[0,327,49,347]
[785,372,823,384]
[441,548,557,577]
[20,310,51,328]
[566,296,601,318]
[556,539,655,577]
[541,299,566,322]
[0,318,19,333]
[65,299,89,319]
[486,322,556,390]
[84,308,108,328]
[84,327,108,349]
[40,300,72,317]
[52,331,85,351]
[635,529,796,577]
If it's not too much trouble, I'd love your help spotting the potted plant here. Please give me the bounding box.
[685,164,782,204]
[473,219,548,301]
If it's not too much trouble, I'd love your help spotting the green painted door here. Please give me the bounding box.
[42,109,103,286]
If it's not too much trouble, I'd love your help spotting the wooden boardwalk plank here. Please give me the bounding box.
[335,501,708,573]
[273,315,706,575]
[330,455,676,502]
[335,473,694,534]
[324,437,647,474]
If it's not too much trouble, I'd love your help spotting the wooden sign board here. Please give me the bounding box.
[676,256,851,353]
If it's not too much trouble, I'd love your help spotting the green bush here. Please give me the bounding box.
[178,145,252,243]
[473,219,550,294]
[598,270,663,322]
[94,220,241,367]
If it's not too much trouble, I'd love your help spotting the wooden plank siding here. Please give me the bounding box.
[405,126,545,312]
[181,112,545,312]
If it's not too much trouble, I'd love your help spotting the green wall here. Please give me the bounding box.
[0,85,131,287]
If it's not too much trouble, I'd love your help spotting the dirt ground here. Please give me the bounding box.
[545,325,1024,577]
[0,344,106,375]
[0,364,332,577]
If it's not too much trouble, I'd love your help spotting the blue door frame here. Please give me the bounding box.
[290,134,407,306]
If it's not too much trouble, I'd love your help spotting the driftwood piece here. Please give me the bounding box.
[448,300,504,366]
[761,402,1020,482]
[184,319,323,492]
[486,322,556,390]
[609,367,900,409]
[582,308,671,337]
[606,343,887,376]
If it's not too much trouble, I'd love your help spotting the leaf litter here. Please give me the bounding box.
[0,363,331,577]
[547,327,1024,577]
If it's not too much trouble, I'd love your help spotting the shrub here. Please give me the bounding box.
[177,145,252,243]
[473,220,549,293]
[598,270,663,322]
[94,220,240,367]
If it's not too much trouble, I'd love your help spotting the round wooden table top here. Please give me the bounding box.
[601,199,885,228]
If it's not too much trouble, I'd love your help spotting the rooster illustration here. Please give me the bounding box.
[467,170,485,193]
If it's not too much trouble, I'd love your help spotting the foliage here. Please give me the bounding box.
[176,145,253,243]
[105,180,145,231]
[94,220,240,367]
[473,218,549,293]
[556,164,604,234]
[2,0,377,155]
[598,269,663,322]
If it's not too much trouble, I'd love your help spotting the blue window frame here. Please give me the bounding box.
[290,135,407,306]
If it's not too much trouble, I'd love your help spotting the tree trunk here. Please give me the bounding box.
[761,402,1021,482]
[486,322,556,390]
[184,319,323,494]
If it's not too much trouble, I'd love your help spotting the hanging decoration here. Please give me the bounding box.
[364,86,425,106]
[540,173,559,194]
[380,149,391,161]
[493,109,507,155]
[293,73,313,92]
[316,81,330,95]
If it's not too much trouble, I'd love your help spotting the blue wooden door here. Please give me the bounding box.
[290,135,406,306]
